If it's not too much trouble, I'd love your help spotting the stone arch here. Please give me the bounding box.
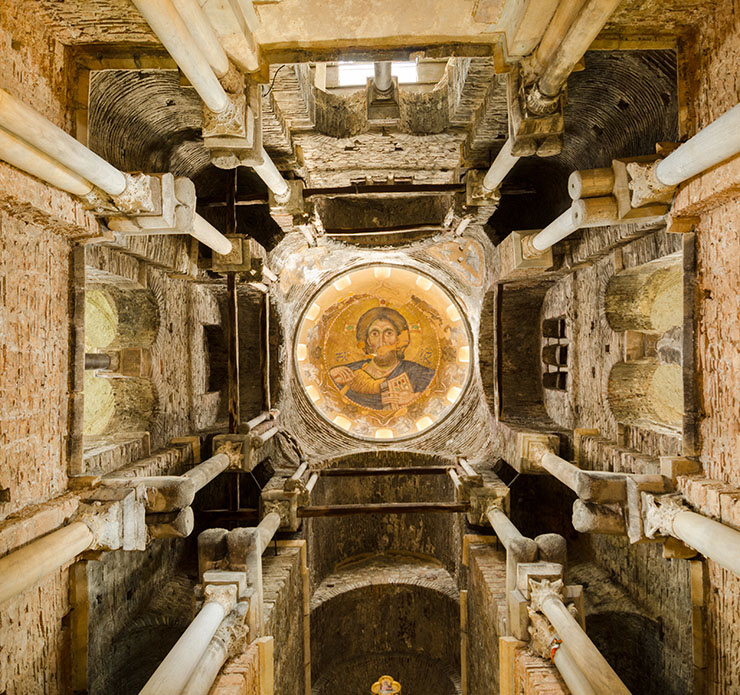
[83,373,156,436]
[310,554,460,695]
[306,451,462,587]
[587,611,668,695]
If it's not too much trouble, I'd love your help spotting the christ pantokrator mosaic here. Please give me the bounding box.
[294,265,472,440]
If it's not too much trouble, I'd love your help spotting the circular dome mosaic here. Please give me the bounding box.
[294,265,473,440]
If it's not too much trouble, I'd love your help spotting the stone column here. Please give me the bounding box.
[530,578,631,694]
[644,494,740,577]
[0,522,93,606]
[139,584,237,695]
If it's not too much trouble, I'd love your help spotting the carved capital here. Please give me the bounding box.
[215,602,250,659]
[80,187,118,215]
[203,93,248,139]
[216,440,244,470]
[111,173,158,216]
[515,432,558,473]
[527,608,559,659]
[523,81,560,117]
[626,160,676,208]
[642,493,686,539]
[465,169,502,206]
[76,487,147,551]
[204,583,238,613]
[528,577,564,613]
[262,497,291,528]
[467,480,509,527]
[520,233,546,260]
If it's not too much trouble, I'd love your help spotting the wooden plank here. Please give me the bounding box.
[68,244,86,476]
[682,232,699,457]
[257,636,275,695]
[226,170,240,434]
[298,502,468,517]
[460,589,468,695]
[690,559,707,695]
[499,636,527,695]
[70,560,90,692]
[227,273,240,434]
[263,292,271,410]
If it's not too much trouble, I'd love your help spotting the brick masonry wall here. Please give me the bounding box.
[680,3,740,693]
[0,569,70,695]
[306,469,461,589]
[263,546,305,695]
[467,542,506,695]
[0,213,71,521]
[0,13,77,695]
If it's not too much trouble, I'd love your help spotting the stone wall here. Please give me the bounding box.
[466,541,506,695]
[310,556,460,695]
[679,3,740,693]
[305,452,462,588]
[264,545,306,695]
[0,6,78,695]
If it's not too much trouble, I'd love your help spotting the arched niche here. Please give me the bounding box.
[605,254,682,334]
[305,451,461,588]
[86,284,159,351]
[587,611,670,694]
[310,554,460,695]
[607,360,682,433]
[83,373,156,436]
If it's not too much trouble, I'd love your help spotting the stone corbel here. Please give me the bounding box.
[260,488,300,532]
[466,479,510,526]
[465,170,501,206]
[75,487,147,552]
[106,175,193,235]
[507,67,564,157]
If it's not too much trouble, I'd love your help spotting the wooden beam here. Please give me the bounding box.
[227,272,240,434]
[263,291,271,411]
[318,466,451,477]
[297,502,468,517]
[226,170,240,434]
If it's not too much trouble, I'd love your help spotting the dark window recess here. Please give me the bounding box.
[542,316,568,391]
[204,324,228,392]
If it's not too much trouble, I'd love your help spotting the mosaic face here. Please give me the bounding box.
[294,265,472,440]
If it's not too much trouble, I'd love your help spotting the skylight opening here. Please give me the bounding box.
[337,61,418,87]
